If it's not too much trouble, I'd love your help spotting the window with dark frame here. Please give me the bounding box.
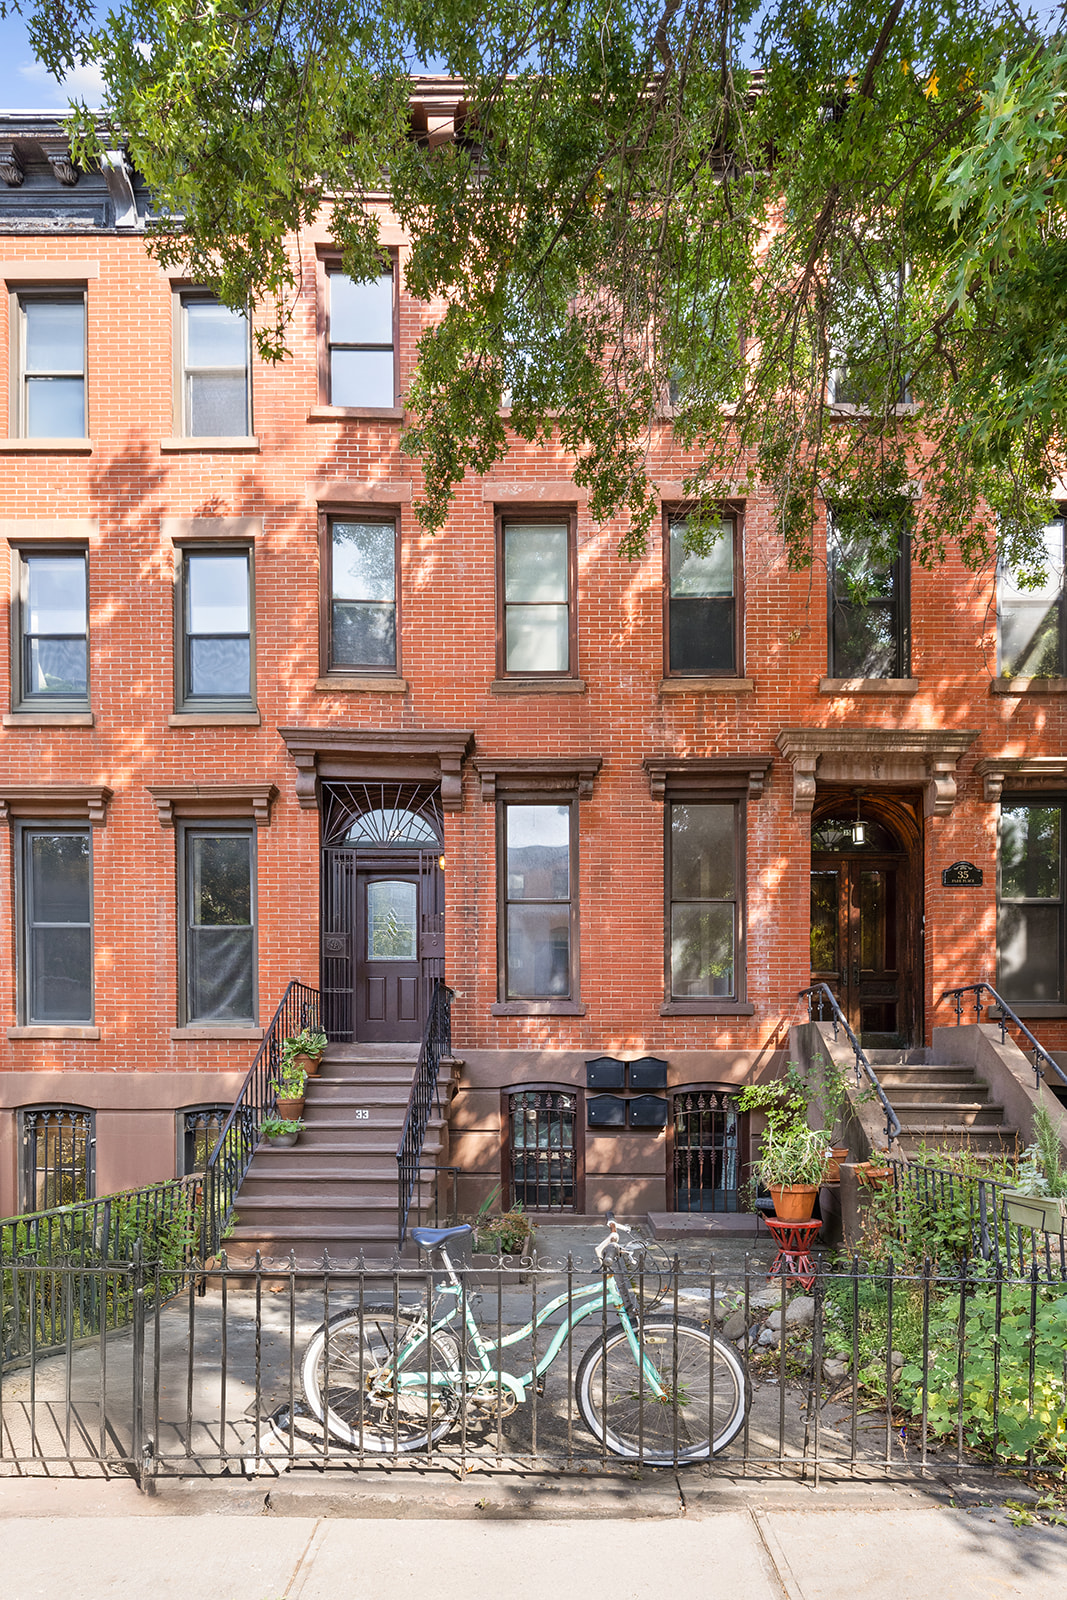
[326,515,398,673]
[180,826,256,1025]
[179,1105,231,1175]
[178,292,250,436]
[14,290,86,437]
[998,516,1067,679]
[666,513,738,675]
[668,801,740,1002]
[22,1105,94,1209]
[12,547,88,709]
[507,1089,578,1211]
[499,801,576,1001]
[176,547,254,708]
[19,826,93,1024]
[827,511,909,679]
[326,263,395,407]
[499,516,574,676]
[997,801,1065,1004]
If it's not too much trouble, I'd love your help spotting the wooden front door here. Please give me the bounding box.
[357,867,423,1042]
[810,798,921,1048]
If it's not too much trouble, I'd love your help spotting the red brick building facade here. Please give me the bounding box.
[0,104,1064,1224]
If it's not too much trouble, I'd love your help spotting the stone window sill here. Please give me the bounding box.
[4,711,94,727]
[307,405,404,422]
[0,438,92,453]
[8,1025,99,1039]
[491,1001,587,1017]
[658,677,753,695]
[490,678,586,696]
[160,437,259,452]
[171,1026,264,1040]
[314,675,408,694]
[991,677,1067,695]
[987,1004,1067,1020]
[819,678,919,695]
[660,1001,755,1016]
[168,711,262,726]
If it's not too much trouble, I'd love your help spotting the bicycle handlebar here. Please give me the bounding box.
[594,1211,632,1263]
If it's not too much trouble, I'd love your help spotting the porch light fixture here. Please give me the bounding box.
[851,790,866,847]
[438,854,446,871]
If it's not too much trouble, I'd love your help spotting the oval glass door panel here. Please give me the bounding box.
[366,879,417,961]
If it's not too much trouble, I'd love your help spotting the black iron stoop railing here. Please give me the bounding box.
[799,983,903,1147]
[201,979,322,1258]
[397,979,453,1247]
[940,981,1067,1093]
[888,1155,1067,1276]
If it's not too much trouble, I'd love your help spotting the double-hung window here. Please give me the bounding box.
[827,511,909,679]
[180,827,257,1025]
[499,517,575,677]
[998,516,1066,679]
[326,516,398,673]
[666,513,739,675]
[326,264,395,407]
[997,802,1065,1005]
[19,826,93,1023]
[13,290,86,437]
[12,547,89,710]
[668,802,741,1002]
[177,292,250,436]
[499,802,576,1002]
[175,547,254,709]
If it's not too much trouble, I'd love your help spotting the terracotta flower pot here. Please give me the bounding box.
[275,1095,305,1119]
[294,1051,320,1076]
[768,1183,819,1223]
[824,1146,850,1184]
[856,1162,891,1187]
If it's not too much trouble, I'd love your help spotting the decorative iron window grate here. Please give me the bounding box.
[181,1106,231,1175]
[22,1105,94,1210]
[508,1090,577,1212]
[320,782,443,849]
[673,1091,741,1213]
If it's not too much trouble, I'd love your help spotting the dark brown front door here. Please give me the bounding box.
[356,867,423,1042]
[811,856,904,1045]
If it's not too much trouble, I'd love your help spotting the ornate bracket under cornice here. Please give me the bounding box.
[0,785,112,826]
[775,728,979,817]
[0,147,24,186]
[642,756,773,802]
[279,727,474,812]
[472,757,603,803]
[974,757,1067,803]
[147,784,277,828]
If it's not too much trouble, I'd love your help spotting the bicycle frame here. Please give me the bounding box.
[389,1251,670,1405]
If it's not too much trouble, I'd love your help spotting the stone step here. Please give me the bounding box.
[896,1126,1019,1154]
[890,1100,1003,1126]
[303,1085,415,1107]
[865,1049,934,1066]
[877,1083,990,1104]
[875,1065,980,1085]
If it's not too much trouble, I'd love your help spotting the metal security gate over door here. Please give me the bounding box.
[320,784,444,1043]
[671,1091,742,1212]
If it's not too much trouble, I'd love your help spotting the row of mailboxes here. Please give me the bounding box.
[586,1057,669,1130]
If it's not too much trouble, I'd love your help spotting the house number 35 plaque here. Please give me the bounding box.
[942,861,983,887]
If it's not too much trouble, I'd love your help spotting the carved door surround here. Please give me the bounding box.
[279,727,475,811]
[776,728,979,817]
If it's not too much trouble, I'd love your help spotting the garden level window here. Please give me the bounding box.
[327,517,398,672]
[499,802,576,1001]
[178,293,250,436]
[326,264,395,407]
[181,827,256,1025]
[176,547,253,707]
[499,517,574,675]
[828,512,909,679]
[22,1106,94,1209]
[668,802,741,1002]
[180,1105,231,1175]
[19,827,93,1024]
[13,290,86,437]
[666,514,738,675]
[12,548,88,708]
[998,802,1066,1005]
[507,1089,577,1211]
[998,516,1067,678]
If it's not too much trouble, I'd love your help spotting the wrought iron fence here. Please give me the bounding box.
[3,1243,1066,1488]
[888,1158,1067,1277]
[396,980,453,1246]
[201,979,322,1257]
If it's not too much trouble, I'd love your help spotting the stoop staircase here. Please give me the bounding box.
[863,1047,1018,1159]
[223,1044,458,1265]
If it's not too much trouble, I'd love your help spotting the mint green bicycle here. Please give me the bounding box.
[301,1217,748,1462]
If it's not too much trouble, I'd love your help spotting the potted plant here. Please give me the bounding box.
[275,1059,307,1119]
[261,1115,304,1149]
[1003,1105,1067,1234]
[856,1148,893,1186]
[282,1028,328,1078]
[750,1124,832,1223]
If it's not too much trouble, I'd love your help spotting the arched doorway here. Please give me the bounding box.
[320,783,444,1043]
[809,790,923,1048]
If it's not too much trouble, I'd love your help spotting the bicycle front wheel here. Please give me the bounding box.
[302,1305,460,1453]
[575,1315,747,1463]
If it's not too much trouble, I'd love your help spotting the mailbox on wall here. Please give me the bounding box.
[585,1056,626,1090]
[628,1094,669,1128]
[587,1094,627,1127]
[628,1057,668,1091]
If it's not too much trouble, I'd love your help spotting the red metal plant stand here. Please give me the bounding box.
[762,1217,822,1290]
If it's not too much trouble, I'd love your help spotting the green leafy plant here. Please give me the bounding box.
[737,1078,809,1141]
[1016,1104,1067,1199]
[276,1060,307,1098]
[750,1125,831,1190]
[260,1116,305,1138]
[282,1029,327,1067]
[472,1186,534,1255]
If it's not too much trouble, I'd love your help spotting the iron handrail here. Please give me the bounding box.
[798,982,902,1146]
[939,982,1067,1092]
[201,978,322,1257]
[396,980,454,1247]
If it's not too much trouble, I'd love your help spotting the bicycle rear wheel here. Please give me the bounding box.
[302,1304,460,1453]
[574,1315,747,1463]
